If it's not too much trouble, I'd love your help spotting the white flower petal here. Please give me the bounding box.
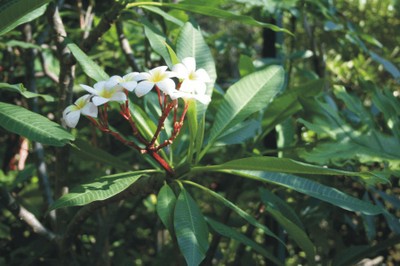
[123,72,139,81]
[135,72,151,81]
[92,96,109,106]
[157,78,176,95]
[105,76,122,90]
[179,79,194,93]
[93,81,106,92]
[110,91,127,102]
[194,94,211,105]
[64,110,81,128]
[135,81,155,97]
[73,94,91,108]
[149,66,168,75]
[172,63,189,79]
[194,81,207,96]
[81,103,98,117]
[182,57,196,72]
[166,70,177,78]
[80,84,98,95]
[120,81,137,91]
[195,68,211,82]
[63,105,78,116]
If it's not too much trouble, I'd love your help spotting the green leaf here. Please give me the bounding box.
[49,171,152,211]
[0,102,74,146]
[204,65,285,155]
[0,0,50,36]
[128,2,292,34]
[259,189,316,264]
[66,41,109,82]
[141,18,173,67]
[259,188,304,229]
[183,181,283,244]
[215,119,260,146]
[157,184,177,232]
[71,138,132,171]
[238,54,255,77]
[256,79,324,142]
[206,217,284,266]
[142,6,185,27]
[224,170,382,215]
[0,83,54,102]
[204,156,387,185]
[174,188,209,266]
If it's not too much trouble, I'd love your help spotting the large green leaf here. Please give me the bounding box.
[66,41,109,82]
[141,18,174,67]
[128,2,291,34]
[259,188,304,229]
[203,66,285,156]
[256,79,324,143]
[0,83,54,102]
[0,102,74,146]
[174,188,209,266]
[224,170,382,215]
[0,0,50,36]
[183,181,283,244]
[206,217,284,266]
[48,171,154,211]
[201,156,387,185]
[142,6,185,27]
[259,189,315,264]
[157,184,177,232]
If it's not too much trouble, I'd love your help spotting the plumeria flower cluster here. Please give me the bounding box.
[62,57,211,174]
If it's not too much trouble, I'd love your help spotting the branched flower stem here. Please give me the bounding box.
[85,84,191,176]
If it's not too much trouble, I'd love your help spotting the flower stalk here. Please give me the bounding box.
[62,57,211,175]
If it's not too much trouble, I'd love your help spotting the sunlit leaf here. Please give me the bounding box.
[0,102,74,146]
[157,184,177,232]
[0,0,50,36]
[174,187,209,266]
[0,83,54,102]
[204,65,285,155]
[225,170,382,215]
[128,2,292,34]
[66,41,109,82]
[49,171,153,211]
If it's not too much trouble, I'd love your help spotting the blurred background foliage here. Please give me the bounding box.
[0,0,399,265]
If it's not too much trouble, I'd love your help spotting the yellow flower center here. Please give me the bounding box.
[99,89,114,99]
[188,72,197,81]
[150,71,167,83]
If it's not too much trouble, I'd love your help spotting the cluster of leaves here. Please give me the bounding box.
[0,0,399,265]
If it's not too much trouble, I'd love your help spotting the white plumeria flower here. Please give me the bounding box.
[80,80,127,106]
[62,94,98,128]
[134,66,177,97]
[172,57,211,97]
[105,73,139,92]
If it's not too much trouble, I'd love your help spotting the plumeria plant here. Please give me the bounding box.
[0,1,398,266]
[62,57,210,175]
